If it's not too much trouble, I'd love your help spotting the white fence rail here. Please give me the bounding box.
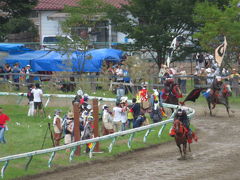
[0,94,195,179]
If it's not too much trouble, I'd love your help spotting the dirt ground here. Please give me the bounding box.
[17,102,239,180]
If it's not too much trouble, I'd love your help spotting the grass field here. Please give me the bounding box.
[0,104,175,180]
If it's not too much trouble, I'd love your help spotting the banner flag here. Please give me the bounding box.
[215,36,227,66]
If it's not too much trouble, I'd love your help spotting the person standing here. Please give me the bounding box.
[53,109,62,146]
[12,63,20,90]
[102,105,114,135]
[0,107,10,144]
[131,98,141,127]
[112,102,123,132]
[31,83,43,116]
[229,68,240,96]
[27,86,34,116]
[25,65,32,85]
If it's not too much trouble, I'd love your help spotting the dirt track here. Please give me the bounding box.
[22,104,240,180]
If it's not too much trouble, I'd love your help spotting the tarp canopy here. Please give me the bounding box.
[0,43,31,53]
[3,48,123,72]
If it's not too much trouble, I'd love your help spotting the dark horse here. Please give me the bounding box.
[207,83,232,116]
[182,83,232,117]
[173,119,190,159]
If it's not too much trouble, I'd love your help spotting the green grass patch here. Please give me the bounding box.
[0,104,174,180]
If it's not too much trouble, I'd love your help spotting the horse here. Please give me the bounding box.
[173,119,190,159]
[206,83,232,117]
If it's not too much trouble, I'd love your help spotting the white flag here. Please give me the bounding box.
[215,36,227,67]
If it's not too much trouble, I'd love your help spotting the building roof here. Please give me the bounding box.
[34,0,128,11]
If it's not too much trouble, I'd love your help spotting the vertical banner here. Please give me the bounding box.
[215,36,227,67]
[166,37,177,67]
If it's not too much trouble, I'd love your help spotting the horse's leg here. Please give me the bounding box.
[188,143,191,152]
[207,99,212,116]
[183,143,187,159]
[177,144,183,158]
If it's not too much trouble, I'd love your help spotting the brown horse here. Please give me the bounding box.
[173,119,190,159]
[207,84,232,116]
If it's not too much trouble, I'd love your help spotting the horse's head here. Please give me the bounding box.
[222,84,232,97]
[174,119,185,136]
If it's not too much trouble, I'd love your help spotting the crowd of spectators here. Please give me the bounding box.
[0,63,33,90]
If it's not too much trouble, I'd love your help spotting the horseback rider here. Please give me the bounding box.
[170,108,197,143]
[161,78,174,101]
[210,76,223,108]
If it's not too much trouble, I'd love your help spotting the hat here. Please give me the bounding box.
[26,64,30,67]
[102,104,109,110]
[87,104,92,110]
[77,89,83,96]
[67,111,74,119]
[120,96,128,103]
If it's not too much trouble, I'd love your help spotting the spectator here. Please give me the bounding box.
[82,115,94,153]
[150,87,163,123]
[20,67,26,83]
[229,68,240,96]
[102,105,114,135]
[3,63,11,80]
[27,85,34,116]
[133,112,146,128]
[31,83,43,116]
[178,66,187,94]
[64,111,74,152]
[53,109,62,146]
[119,100,128,131]
[0,107,10,144]
[12,63,20,90]
[198,68,207,87]
[159,64,167,83]
[0,66,4,80]
[115,65,124,82]
[112,102,123,132]
[25,65,32,84]
[131,98,141,126]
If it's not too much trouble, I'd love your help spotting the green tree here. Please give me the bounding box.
[107,0,199,68]
[0,0,38,41]
[193,0,240,66]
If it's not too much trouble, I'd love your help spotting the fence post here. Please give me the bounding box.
[92,98,100,152]
[73,102,81,156]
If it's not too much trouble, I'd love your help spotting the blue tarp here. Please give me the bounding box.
[3,48,123,72]
[0,43,31,53]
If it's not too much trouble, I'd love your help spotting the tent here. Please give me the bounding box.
[3,48,123,72]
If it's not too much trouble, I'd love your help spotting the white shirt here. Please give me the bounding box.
[102,110,113,123]
[31,88,43,102]
[113,107,123,122]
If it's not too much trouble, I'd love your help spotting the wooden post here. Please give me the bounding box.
[92,98,100,152]
[73,102,81,156]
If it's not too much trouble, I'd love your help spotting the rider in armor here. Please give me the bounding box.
[210,76,223,108]
[170,109,198,143]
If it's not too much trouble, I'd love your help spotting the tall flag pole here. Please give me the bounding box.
[215,36,227,67]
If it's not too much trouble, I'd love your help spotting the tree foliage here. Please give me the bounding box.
[62,0,113,47]
[193,0,240,64]
[107,0,199,68]
[0,0,38,41]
